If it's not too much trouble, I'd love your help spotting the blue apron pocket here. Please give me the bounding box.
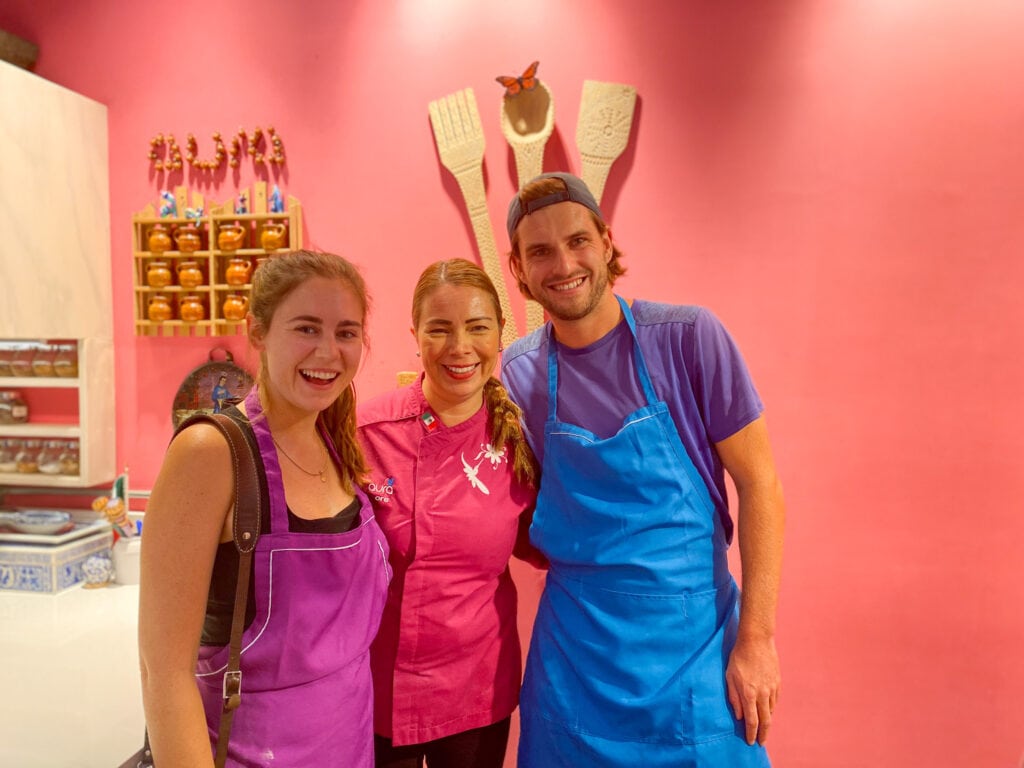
[525,575,739,745]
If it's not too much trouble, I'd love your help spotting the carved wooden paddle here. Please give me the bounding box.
[575,80,638,204]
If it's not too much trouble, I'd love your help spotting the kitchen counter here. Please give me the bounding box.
[0,583,145,767]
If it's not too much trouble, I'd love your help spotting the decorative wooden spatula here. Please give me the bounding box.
[575,80,638,204]
[428,87,519,345]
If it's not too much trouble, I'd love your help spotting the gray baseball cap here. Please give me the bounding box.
[506,172,604,241]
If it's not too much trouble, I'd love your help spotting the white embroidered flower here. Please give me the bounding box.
[474,443,506,468]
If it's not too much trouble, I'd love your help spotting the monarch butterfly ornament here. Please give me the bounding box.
[496,60,540,97]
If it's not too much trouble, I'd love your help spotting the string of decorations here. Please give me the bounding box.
[148,126,285,172]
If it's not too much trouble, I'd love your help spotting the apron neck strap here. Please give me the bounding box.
[244,386,291,531]
[545,296,659,421]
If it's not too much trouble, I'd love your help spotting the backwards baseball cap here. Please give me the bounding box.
[506,172,604,241]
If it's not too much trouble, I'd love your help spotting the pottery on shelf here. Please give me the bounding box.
[176,260,204,289]
[217,222,246,251]
[222,292,250,321]
[147,294,173,322]
[174,222,202,253]
[147,224,172,253]
[179,294,205,323]
[225,257,253,286]
[259,220,287,250]
[146,259,172,288]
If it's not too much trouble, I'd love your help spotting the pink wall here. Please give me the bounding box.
[3,1,1023,765]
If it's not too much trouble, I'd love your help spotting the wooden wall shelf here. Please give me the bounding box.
[132,182,303,337]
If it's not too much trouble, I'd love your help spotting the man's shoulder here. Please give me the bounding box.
[502,325,546,368]
[631,298,706,328]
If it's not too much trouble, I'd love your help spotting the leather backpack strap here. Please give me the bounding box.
[177,412,265,767]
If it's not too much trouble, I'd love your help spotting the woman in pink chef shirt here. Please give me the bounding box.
[358,258,545,767]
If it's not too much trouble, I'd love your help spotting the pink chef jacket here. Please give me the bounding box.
[357,377,540,746]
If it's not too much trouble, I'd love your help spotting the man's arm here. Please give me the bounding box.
[715,414,785,746]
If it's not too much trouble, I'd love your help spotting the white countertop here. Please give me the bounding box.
[0,583,145,767]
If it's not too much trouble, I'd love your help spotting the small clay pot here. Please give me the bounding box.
[147,294,173,322]
[225,257,253,286]
[146,260,172,288]
[179,294,206,323]
[222,293,250,321]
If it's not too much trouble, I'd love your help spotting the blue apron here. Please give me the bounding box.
[518,297,769,767]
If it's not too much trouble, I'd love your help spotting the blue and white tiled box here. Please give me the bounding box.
[0,529,114,594]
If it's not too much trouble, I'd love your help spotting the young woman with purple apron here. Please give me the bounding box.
[518,297,770,767]
[195,388,391,766]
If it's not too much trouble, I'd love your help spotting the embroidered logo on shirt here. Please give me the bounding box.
[368,476,395,504]
[461,444,507,495]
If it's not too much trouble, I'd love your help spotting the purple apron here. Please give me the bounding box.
[195,388,391,767]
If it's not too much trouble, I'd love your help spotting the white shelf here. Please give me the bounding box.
[0,424,80,438]
[0,377,79,389]
[0,472,90,487]
[0,339,114,488]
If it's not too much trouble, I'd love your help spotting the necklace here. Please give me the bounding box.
[272,435,328,483]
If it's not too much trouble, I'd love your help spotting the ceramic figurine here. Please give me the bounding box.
[270,185,285,213]
[159,190,178,218]
[92,474,136,538]
[82,553,114,589]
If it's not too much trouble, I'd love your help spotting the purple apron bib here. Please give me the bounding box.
[196,388,391,767]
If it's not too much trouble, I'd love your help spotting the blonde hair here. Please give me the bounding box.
[412,259,538,487]
[250,250,371,492]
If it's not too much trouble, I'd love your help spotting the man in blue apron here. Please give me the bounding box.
[501,173,785,766]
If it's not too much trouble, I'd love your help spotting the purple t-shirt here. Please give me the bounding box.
[500,299,763,543]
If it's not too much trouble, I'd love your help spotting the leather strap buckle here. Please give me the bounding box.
[223,670,242,710]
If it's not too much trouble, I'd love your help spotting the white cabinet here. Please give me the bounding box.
[0,338,115,487]
[0,61,115,488]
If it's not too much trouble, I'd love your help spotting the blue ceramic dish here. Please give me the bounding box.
[9,510,73,535]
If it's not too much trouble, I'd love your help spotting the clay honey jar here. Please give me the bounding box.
[146,259,172,288]
[217,222,246,251]
[222,292,250,321]
[147,223,172,253]
[225,256,253,286]
[259,220,288,250]
[178,294,206,323]
[176,260,204,289]
[174,222,202,253]
[147,294,173,322]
